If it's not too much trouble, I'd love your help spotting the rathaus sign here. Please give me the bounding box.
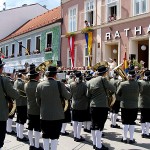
[105,25,150,40]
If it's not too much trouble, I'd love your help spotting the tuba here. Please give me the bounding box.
[92,61,109,71]
[113,63,128,81]
[35,60,53,72]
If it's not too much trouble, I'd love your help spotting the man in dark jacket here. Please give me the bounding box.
[14,69,28,142]
[36,66,71,150]
[117,70,143,144]
[87,65,116,150]
[0,58,19,149]
[24,64,42,150]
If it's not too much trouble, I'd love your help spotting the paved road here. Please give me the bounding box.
[3,114,150,150]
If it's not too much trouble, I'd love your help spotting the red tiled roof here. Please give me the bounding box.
[1,6,61,42]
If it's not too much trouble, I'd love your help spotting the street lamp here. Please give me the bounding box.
[141,45,146,51]
[113,49,117,54]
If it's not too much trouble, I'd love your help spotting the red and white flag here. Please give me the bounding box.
[0,52,5,60]
[68,36,75,68]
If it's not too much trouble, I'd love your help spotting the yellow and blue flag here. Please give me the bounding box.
[123,52,128,73]
[85,32,93,66]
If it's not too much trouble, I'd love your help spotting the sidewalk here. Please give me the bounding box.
[3,114,150,150]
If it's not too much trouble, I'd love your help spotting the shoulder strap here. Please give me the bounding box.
[0,77,7,96]
[57,81,63,99]
[101,78,108,96]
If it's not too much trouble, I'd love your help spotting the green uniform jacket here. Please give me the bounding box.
[14,78,27,106]
[0,76,19,121]
[70,81,89,110]
[24,80,40,115]
[117,80,143,108]
[110,78,121,101]
[36,78,71,121]
[87,76,116,108]
[138,80,150,108]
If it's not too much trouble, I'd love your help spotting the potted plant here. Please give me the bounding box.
[65,32,76,38]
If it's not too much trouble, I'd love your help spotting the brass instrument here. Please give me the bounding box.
[138,69,146,80]
[92,61,109,71]
[35,60,53,72]
[113,63,128,81]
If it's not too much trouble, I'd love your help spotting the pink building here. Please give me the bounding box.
[61,0,150,69]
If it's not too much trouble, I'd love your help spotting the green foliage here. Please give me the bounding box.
[65,32,76,38]
[132,59,142,69]
[81,27,94,34]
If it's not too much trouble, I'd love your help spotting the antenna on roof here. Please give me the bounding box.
[43,5,47,9]
[22,4,27,7]
[3,2,6,10]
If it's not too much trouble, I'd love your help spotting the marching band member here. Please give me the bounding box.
[70,71,89,142]
[6,73,17,135]
[87,65,116,150]
[109,71,121,128]
[117,70,143,144]
[14,69,28,142]
[83,75,92,133]
[24,64,42,150]
[60,79,71,136]
[138,70,150,138]
[0,58,19,150]
[36,66,71,150]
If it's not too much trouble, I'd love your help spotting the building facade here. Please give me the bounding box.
[0,6,62,72]
[0,4,48,40]
[61,0,150,69]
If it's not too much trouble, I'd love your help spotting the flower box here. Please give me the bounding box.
[81,27,94,34]
[45,47,52,52]
[65,32,76,38]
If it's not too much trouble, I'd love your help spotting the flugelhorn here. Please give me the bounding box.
[113,63,128,81]
[35,60,53,72]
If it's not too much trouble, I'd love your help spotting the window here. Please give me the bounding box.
[46,33,52,52]
[68,6,77,32]
[36,36,41,51]
[84,46,91,66]
[12,44,15,55]
[67,50,72,68]
[26,39,31,55]
[107,0,118,4]
[5,46,8,58]
[134,0,147,15]
[18,42,22,56]
[107,0,119,22]
[85,0,94,26]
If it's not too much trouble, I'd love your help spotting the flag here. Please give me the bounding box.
[0,51,5,60]
[68,36,75,68]
[84,32,93,66]
[122,52,128,73]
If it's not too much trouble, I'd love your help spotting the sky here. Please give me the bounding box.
[0,0,61,11]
